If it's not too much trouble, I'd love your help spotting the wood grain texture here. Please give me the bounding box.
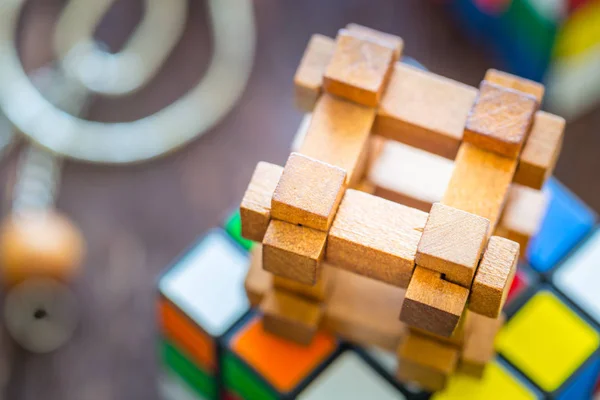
[273,265,334,302]
[374,63,478,159]
[396,331,459,392]
[271,152,347,231]
[346,23,404,59]
[240,162,283,242]
[416,202,490,287]
[260,288,323,346]
[514,111,566,190]
[468,236,519,318]
[299,94,375,185]
[484,68,545,103]
[293,34,335,112]
[442,143,518,232]
[408,314,466,347]
[262,220,327,285]
[458,312,505,378]
[326,189,428,288]
[322,267,407,352]
[245,244,272,307]
[323,29,395,107]
[464,81,538,158]
[399,266,469,337]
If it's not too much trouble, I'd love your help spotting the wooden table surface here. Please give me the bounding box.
[3,1,600,399]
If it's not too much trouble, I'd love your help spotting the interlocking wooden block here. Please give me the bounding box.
[260,288,323,346]
[271,152,347,231]
[400,266,469,337]
[484,69,545,103]
[396,332,459,392]
[458,312,505,378]
[323,29,396,107]
[469,236,519,318]
[409,311,467,347]
[442,143,518,231]
[327,189,428,288]
[374,63,478,159]
[346,23,404,59]
[514,111,566,190]
[416,203,490,288]
[262,220,327,285]
[294,34,335,112]
[273,265,334,302]
[300,94,375,185]
[245,244,271,307]
[464,81,538,158]
[240,162,283,242]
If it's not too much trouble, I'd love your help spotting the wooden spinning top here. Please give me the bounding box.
[0,210,85,287]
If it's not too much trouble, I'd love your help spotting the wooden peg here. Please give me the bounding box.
[299,94,375,186]
[326,189,428,288]
[374,63,478,159]
[458,312,505,378]
[514,111,565,190]
[245,244,272,307]
[468,236,519,318]
[294,34,335,112]
[262,220,327,285]
[346,23,404,59]
[323,29,396,107]
[464,81,538,158]
[260,288,323,346]
[484,68,545,103]
[240,162,283,242]
[400,266,469,337]
[416,203,490,288]
[273,265,334,302]
[271,153,347,231]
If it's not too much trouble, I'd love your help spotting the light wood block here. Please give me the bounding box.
[374,63,478,159]
[262,220,327,285]
[323,29,395,107]
[240,162,283,242]
[484,68,545,103]
[294,34,335,112]
[245,244,272,307]
[458,312,504,378]
[271,152,347,231]
[416,203,490,288]
[409,314,467,347]
[464,81,538,158]
[442,143,518,232]
[514,111,565,190]
[400,266,469,337]
[327,189,428,288]
[260,288,323,346]
[323,267,407,352]
[273,265,334,302]
[397,332,459,392]
[346,23,404,58]
[469,236,519,318]
[300,94,375,185]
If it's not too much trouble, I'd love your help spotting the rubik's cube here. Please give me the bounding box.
[445,0,600,119]
[157,25,600,399]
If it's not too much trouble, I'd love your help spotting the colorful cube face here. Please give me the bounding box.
[158,229,250,399]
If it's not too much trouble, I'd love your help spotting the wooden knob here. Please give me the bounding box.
[0,211,85,287]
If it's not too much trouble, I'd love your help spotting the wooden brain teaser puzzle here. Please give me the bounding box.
[157,25,600,400]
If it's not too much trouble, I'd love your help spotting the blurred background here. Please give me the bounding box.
[1,0,599,399]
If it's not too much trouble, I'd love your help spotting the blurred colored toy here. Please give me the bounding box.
[445,0,600,120]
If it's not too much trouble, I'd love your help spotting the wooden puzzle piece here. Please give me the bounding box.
[396,332,459,392]
[260,288,323,346]
[416,202,490,288]
[442,143,518,232]
[464,81,538,158]
[484,69,545,103]
[374,63,478,160]
[458,312,505,378]
[241,162,283,242]
[273,265,334,303]
[245,244,271,307]
[468,236,519,318]
[400,266,469,337]
[345,23,404,59]
[294,34,335,112]
[323,29,396,107]
[326,189,428,288]
[262,220,327,285]
[514,111,565,190]
[299,94,375,185]
[409,314,467,347]
[271,152,347,231]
